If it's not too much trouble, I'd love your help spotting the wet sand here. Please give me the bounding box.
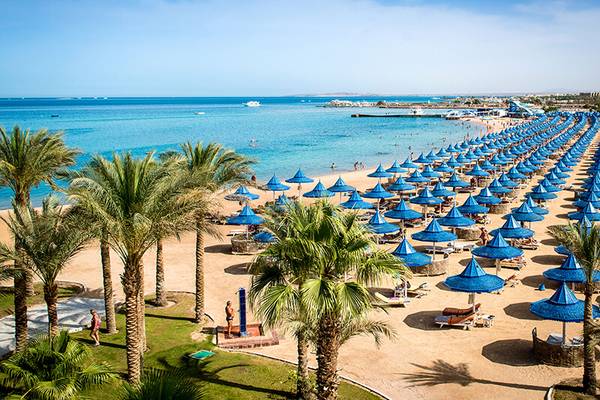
[0,116,590,399]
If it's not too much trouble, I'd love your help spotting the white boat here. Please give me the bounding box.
[244,101,261,107]
[194,111,205,115]
[410,107,424,116]
[445,110,464,120]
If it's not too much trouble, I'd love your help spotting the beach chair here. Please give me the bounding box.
[500,257,526,270]
[504,274,520,288]
[373,291,410,307]
[407,282,430,298]
[434,313,475,330]
[442,303,481,316]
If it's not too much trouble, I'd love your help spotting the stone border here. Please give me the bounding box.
[233,350,392,400]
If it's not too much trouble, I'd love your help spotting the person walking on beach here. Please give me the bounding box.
[225,300,235,338]
[89,309,101,346]
[479,227,489,246]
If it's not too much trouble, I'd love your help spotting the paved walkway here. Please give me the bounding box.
[0,297,105,356]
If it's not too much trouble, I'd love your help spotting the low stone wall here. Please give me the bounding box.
[231,236,259,255]
[456,227,480,241]
[488,203,511,215]
[414,258,448,276]
[531,327,593,368]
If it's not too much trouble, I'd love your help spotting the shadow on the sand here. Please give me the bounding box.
[224,263,250,275]
[541,238,559,247]
[521,274,559,290]
[481,339,537,366]
[403,311,442,331]
[435,282,452,292]
[560,203,577,210]
[401,359,546,391]
[205,244,231,254]
[531,254,564,266]
[503,302,543,321]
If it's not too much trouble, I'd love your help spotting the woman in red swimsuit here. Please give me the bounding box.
[89,309,101,346]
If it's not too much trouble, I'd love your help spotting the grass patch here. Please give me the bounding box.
[554,386,599,400]
[71,293,381,400]
[0,282,81,318]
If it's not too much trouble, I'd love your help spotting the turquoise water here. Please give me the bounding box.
[0,97,480,207]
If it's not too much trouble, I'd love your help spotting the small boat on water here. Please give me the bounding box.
[51,114,59,118]
[244,101,261,107]
[410,107,424,116]
[194,111,205,115]
[445,110,463,120]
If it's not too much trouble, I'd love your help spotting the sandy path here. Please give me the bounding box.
[0,116,589,399]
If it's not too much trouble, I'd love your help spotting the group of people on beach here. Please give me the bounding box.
[353,161,366,171]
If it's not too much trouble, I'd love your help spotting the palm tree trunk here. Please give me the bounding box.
[13,269,28,352]
[583,283,597,395]
[100,237,117,334]
[194,221,205,323]
[24,269,35,296]
[297,329,313,400]
[138,259,147,356]
[122,259,141,384]
[43,282,59,337]
[154,239,167,306]
[316,315,340,400]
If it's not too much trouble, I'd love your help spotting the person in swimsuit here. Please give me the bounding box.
[225,301,235,338]
[89,309,101,346]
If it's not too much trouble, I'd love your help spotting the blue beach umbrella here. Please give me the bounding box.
[366,210,400,235]
[363,182,395,200]
[530,282,600,344]
[431,181,456,198]
[472,232,523,261]
[273,193,291,212]
[414,153,431,164]
[458,195,489,215]
[543,254,600,284]
[466,164,490,178]
[445,257,504,293]
[368,164,393,179]
[540,178,561,193]
[507,166,527,180]
[509,201,544,223]
[386,160,407,174]
[575,192,600,209]
[392,239,431,268]
[340,191,374,210]
[480,159,495,171]
[412,218,457,260]
[303,181,334,198]
[446,155,462,168]
[520,196,549,215]
[385,199,423,220]
[265,175,290,196]
[421,165,441,179]
[286,169,314,184]
[328,177,354,193]
[410,187,443,206]
[226,185,260,201]
[488,178,511,195]
[456,153,469,165]
[443,172,470,189]
[490,215,534,239]
[568,202,600,221]
[498,174,518,189]
[400,157,418,170]
[438,206,475,228]
[474,187,501,205]
[426,150,440,161]
[434,162,454,174]
[253,231,276,243]
[555,245,571,256]
[406,170,430,184]
[228,205,264,237]
[388,176,416,193]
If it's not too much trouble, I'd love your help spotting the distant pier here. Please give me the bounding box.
[351,113,445,118]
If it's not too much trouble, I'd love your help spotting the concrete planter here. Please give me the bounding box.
[488,203,510,215]
[413,258,448,276]
[230,235,259,255]
[456,226,480,240]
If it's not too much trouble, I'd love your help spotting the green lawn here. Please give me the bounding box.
[0,282,81,318]
[71,293,381,400]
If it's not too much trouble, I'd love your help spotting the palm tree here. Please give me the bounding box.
[0,330,116,399]
[250,203,325,400]
[0,126,78,351]
[548,223,600,395]
[304,202,407,400]
[68,152,201,383]
[0,196,94,336]
[252,202,408,400]
[175,142,254,322]
[120,369,204,400]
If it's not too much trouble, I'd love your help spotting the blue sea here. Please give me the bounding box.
[0,96,481,208]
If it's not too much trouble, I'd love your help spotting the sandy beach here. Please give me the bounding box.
[0,116,590,399]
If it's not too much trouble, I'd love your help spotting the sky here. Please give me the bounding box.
[1,0,600,97]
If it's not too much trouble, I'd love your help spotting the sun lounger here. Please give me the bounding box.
[424,246,453,256]
[500,258,526,270]
[434,313,475,330]
[504,274,520,287]
[442,303,481,316]
[407,282,430,298]
[373,292,410,307]
[227,229,246,236]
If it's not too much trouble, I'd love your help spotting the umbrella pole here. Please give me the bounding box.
[562,321,567,345]
[495,259,500,275]
[432,242,436,261]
